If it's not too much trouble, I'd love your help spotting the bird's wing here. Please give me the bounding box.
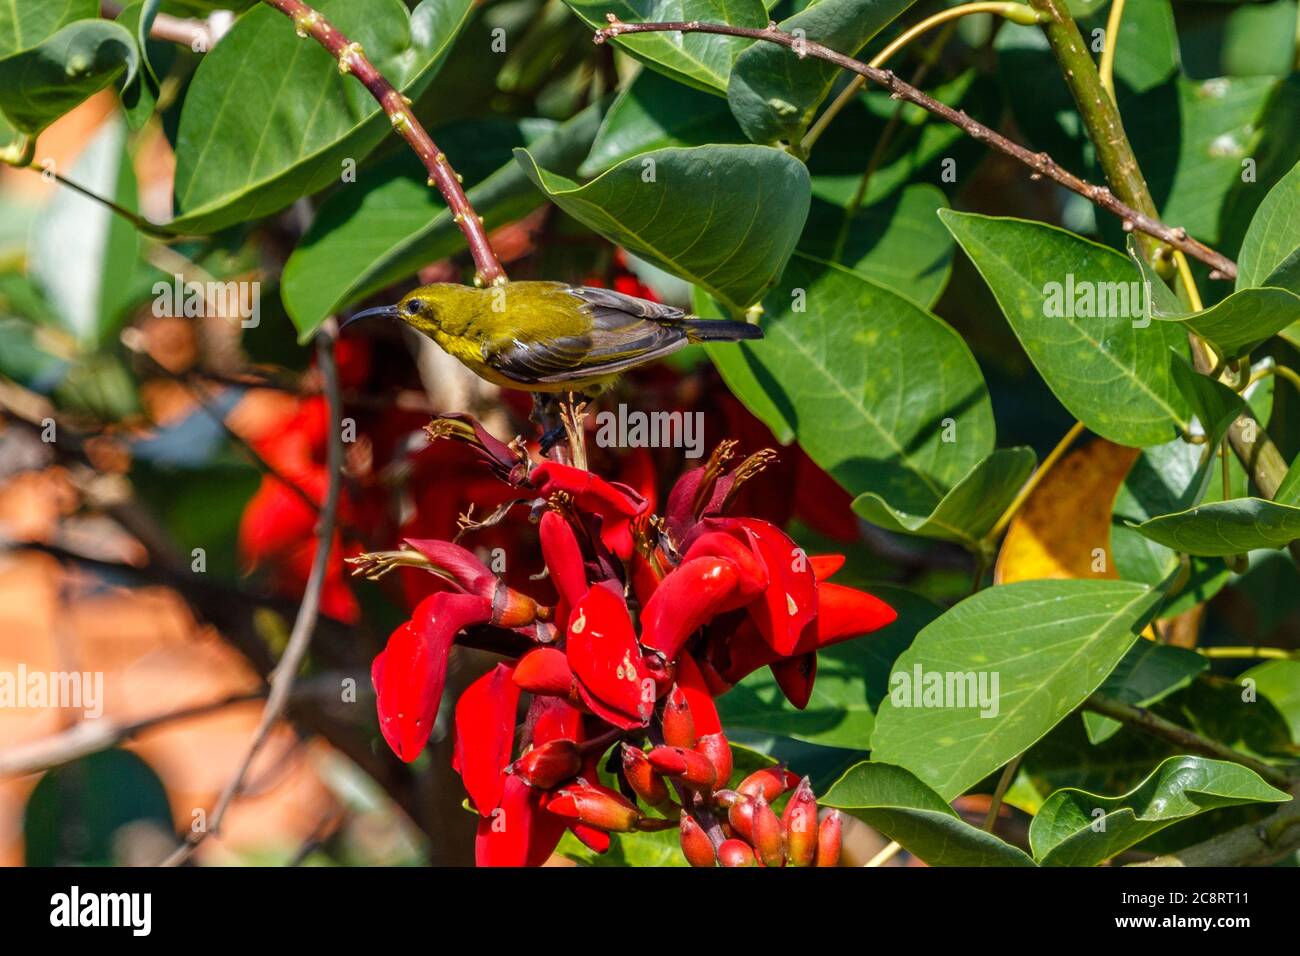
[490,286,691,385]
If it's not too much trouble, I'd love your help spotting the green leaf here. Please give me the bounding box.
[940,210,1190,447]
[853,447,1035,551]
[578,67,747,178]
[282,108,601,339]
[515,144,809,311]
[1241,660,1300,744]
[797,185,953,309]
[0,19,138,136]
[0,0,97,59]
[1132,498,1300,556]
[822,761,1035,866]
[870,579,1164,800]
[1082,641,1208,744]
[116,0,162,130]
[28,117,141,346]
[1110,437,1225,610]
[1125,75,1278,245]
[562,0,767,95]
[1029,755,1289,866]
[703,252,994,512]
[1130,240,1300,363]
[170,0,473,234]
[726,0,916,146]
[1278,452,1300,506]
[1238,157,1300,295]
[717,585,940,750]
[1168,349,1246,443]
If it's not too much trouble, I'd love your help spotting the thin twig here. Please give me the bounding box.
[101,1,217,50]
[593,17,1237,280]
[262,0,506,286]
[161,323,345,865]
[864,839,903,867]
[982,756,1021,831]
[1084,695,1295,790]
[987,420,1086,542]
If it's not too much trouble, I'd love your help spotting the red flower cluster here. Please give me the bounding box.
[357,417,896,866]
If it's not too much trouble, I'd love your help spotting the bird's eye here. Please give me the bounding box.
[404,298,423,316]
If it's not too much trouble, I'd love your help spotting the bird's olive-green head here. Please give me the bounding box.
[343,283,483,337]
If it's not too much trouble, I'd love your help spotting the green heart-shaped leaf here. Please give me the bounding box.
[516,144,810,311]
[870,579,1164,800]
[1029,755,1289,866]
[822,761,1035,866]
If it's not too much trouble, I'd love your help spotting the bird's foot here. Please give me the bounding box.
[538,423,568,457]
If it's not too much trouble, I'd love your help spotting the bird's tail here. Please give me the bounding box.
[682,319,764,343]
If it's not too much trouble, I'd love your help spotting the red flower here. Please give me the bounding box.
[351,417,893,866]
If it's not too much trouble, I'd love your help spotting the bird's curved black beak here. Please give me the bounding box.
[340,304,400,330]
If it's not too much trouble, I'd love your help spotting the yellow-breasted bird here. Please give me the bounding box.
[343,281,763,395]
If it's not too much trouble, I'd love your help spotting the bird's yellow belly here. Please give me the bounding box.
[434,329,609,394]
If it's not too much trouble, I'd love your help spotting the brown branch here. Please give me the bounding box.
[0,675,358,779]
[1084,695,1296,791]
[593,17,1237,281]
[162,323,347,865]
[262,0,507,287]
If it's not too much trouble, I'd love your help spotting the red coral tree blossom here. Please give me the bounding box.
[350,419,897,866]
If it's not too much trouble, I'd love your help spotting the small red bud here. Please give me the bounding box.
[816,809,842,867]
[621,744,670,806]
[718,838,757,867]
[679,810,716,867]
[728,795,756,841]
[570,823,611,854]
[712,788,740,808]
[696,731,732,786]
[546,784,641,832]
[646,745,717,790]
[513,647,577,700]
[781,777,818,867]
[751,794,785,867]
[736,766,800,802]
[662,685,697,749]
[512,739,582,790]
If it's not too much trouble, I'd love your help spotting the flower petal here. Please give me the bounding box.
[539,510,588,620]
[566,582,653,729]
[475,775,566,867]
[737,518,818,656]
[372,592,492,762]
[814,582,897,647]
[453,662,520,814]
[640,556,741,660]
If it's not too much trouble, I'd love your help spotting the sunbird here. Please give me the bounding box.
[344,282,763,395]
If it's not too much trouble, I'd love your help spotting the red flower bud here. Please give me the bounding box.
[640,556,741,659]
[679,811,716,867]
[514,647,578,701]
[566,582,653,729]
[662,684,696,749]
[718,838,757,867]
[814,581,897,647]
[736,766,800,803]
[781,777,818,867]
[372,592,492,762]
[646,745,717,790]
[751,794,785,867]
[622,744,670,807]
[453,662,520,814]
[728,795,755,841]
[696,732,732,787]
[512,739,582,790]
[816,810,842,867]
[546,784,642,832]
